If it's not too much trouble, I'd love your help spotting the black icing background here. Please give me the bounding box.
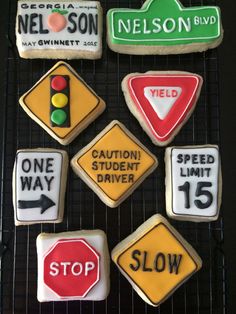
[0,0,230,313]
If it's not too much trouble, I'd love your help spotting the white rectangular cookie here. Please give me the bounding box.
[12,148,68,225]
[36,230,110,302]
[16,0,103,59]
[165,145,222,222]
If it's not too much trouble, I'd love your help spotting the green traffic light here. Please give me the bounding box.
[51,109,67,126]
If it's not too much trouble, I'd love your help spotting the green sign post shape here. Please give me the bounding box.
[107,0,223,54]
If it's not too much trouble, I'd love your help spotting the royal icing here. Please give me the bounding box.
[107,0,222,51]
[167,146,221,221]
[50,75,70,127]
[51,92,68,108]
[51,75,67,91]
[37,230,110,302]
[71,120,158,207]
[112,214,202,307]
[19,61,105,145]
[47,11,68,33]
[123,72,202,145]
[14,149,67,224]
[44,239,100,298]
[144,86,182,120]
[16,1,102,56]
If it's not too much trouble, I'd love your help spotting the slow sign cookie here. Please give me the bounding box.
[122,71,203,146]
[16,0,103,59]
[19,61,106,145]
[165,145,222,222]
[37,230,110,302]
[112,214,202,307]
[107,0,223,55]
[71,120,158,207]
[12,148,68,225]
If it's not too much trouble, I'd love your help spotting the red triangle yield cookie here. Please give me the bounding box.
[122,71,203,146]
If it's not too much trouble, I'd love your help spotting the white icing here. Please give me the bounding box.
[37,230,110,302]
[144,86,182,120]
[49,261,95,276]
[15,151,63,222]
[16,1,101,53]
[171,147,219,218]
[117,17,192,35]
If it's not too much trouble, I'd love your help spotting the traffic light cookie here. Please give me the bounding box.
[37,230,110,302]
[71,120,158,207]
[12,148,68,225]
[19,61,106,145]
[165,145,222,222]
[16,1,103,59]
[112,214,202,306]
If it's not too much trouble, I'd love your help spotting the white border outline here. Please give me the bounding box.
[15,150,63,223]
[170,146,219,218]
[43,238,100,299]
[128,75,200,140]
[109,0,221,42]
[144,85,182,120]
[17,1,101,53]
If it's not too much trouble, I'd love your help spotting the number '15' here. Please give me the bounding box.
[178,182,213,209]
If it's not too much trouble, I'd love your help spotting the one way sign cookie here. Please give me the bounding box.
[122,71,203,146]
[13,148,68,225]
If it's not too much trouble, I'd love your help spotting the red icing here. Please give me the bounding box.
[128,74,201,142]
[51,76,67,91]
[44,239,100,298]
[47,12,67,32]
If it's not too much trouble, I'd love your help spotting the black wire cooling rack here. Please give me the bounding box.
[0,0,226,313]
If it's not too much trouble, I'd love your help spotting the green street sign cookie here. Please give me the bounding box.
[107,0,223,55]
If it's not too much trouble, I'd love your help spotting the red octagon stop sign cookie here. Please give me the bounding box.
[44,238,100,298]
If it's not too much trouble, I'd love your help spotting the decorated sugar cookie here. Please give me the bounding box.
[12,148,68,226]
[122,71,203,146]
[165,145,222,222]
[37,230,110,302]
[107,0,223,55]
[71,120,158,208]
[112,214,202,307]
[19,61,106,145]
[16,1,103,59]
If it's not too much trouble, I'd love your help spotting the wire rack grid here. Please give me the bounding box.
[0,0,226,313]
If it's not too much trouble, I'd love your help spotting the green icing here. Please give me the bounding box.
[51,109,67,126]
[107,0,221,46]
[52,9,69,15]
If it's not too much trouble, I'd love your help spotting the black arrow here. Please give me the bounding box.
[18,194,56,214]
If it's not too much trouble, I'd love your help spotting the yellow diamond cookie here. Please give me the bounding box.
[19,61,105,145]
[112,214,202,306]
[71,120,158,207]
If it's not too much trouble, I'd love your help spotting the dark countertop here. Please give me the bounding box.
[0,0,236,313]
[219,1,236,312]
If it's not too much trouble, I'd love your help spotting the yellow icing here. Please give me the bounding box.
[51,93,68,108]
[22,63,100,139]
[77,124,156,201]
[116,223,197,305]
